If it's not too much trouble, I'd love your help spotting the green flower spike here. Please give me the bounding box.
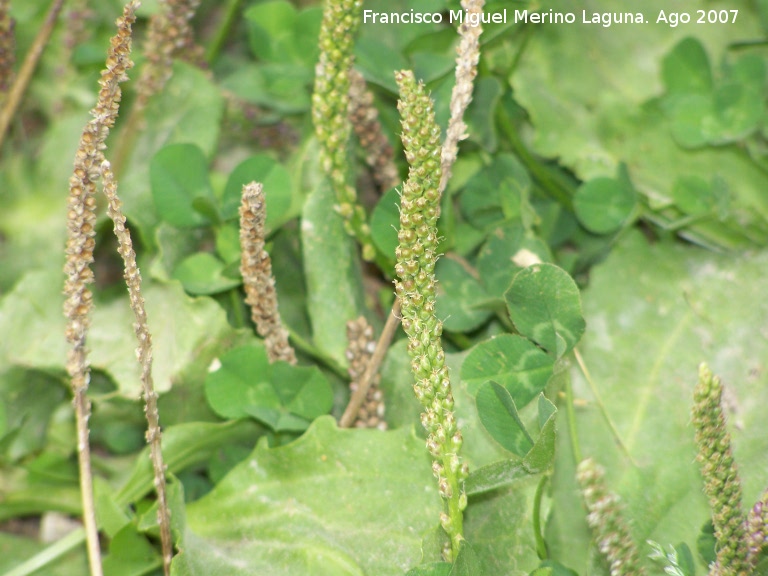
[576,458,646,576]
[692,363,750,576]
[312,0,376,261]
[394,69,467,562]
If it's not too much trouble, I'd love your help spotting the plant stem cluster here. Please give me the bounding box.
[693,364,751,575]
[576,458,646,576]
[312,0,376,260]
[394,69,467,561]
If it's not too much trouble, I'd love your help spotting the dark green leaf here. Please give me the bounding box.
[221,64,313,114]
[573,176,637,234]
[370,187,400,260]
[461,334,554,408]
[435,258,492,333]
[219,154,293,227]
[172,252,241,295]
[505,264,585,358]
[406,563,452,576]
[101,524,161,576]
[476,381,533,457]
[172,417,440,576]
[301,178,367,368]
[449,542,484,576]
[150,143,214,228]
[661,37,713,95]
[476,224,552,299]
[204,345,333,431]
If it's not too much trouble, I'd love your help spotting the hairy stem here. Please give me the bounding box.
[101,160,172,575]
[395,69,467,561]
[63,4,139,574]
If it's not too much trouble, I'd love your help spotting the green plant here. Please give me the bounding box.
[1,0,768,575]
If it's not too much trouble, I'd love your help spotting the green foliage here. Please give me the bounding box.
[2,1,768,575]
[204,344,333,432]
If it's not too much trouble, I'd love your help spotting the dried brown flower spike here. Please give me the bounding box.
[101,160,173,576]
[239,181,297,365]
[63,3,139,575]
[345,316,386,430]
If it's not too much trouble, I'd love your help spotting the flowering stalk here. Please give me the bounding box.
[63,4,139,574]
[745,488,768,565]
[0,0,14,98]
[440,0,485,196]
[240,182,297,365]
[576,458,646,576]
[394,69,467,561]
[101,159,172,576]
[692,363,750,575]
[312,0,376,261]
[344,316,386,429]
[348,68,399,191]
[0,0,65,149]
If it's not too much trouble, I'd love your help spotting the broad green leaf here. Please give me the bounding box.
[120,62,224,241]
[150,143,215,228]
[0,271,234,397]
[670,175,728,217]
[449,542,484,576]
[370,187,400,260]
[475,381,533,457]
[221,63,313,114]
[300,178,367,368]
[661,37,713,95]
[406,563,452,576]
[465,395,556,496]
[573,176,637,234]
[461,334,554,409]
[511,1,768,249]
[116,420,258,506]
[547,232,768,574]
[505,264,585,358]
[204,345,333,432]
[459,154,532,230]
[476,223,552,299]
[465,77,503,152]
[219,155,293,229]
[244,1,321,67]
[172,252,241,295]
[535,560,579,576]
[101,524,161,576]
[435,258,492,333]
[0,368,67,462]
[171,416,441,576]
[0,532,86,575]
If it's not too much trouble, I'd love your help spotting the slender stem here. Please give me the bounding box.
[73,392,103,576]
[564,376,582,465]
[573,347,636,467]
[284,325,348,378]
[205,0,242,63]
[1,528,86,576]
[0,0,66,151]
[532,474,549,560]
[496,104,574,209]
[339,298,400,428]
